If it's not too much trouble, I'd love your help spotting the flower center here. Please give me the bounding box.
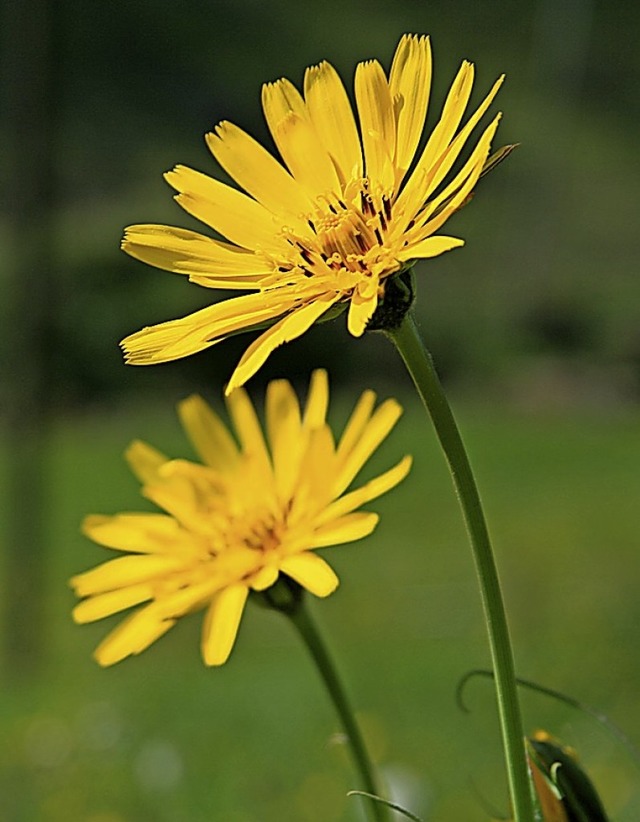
[273,180,402,289]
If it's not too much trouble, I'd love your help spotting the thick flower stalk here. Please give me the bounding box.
[71,370,411,666]
[121,34,503,392]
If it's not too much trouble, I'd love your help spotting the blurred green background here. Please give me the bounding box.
[2,0,639,819]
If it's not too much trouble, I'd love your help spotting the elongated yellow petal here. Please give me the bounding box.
[125,440,169,485]
[398,235,464,263]
[266,377,304,502]
[94,607,176,666]
[417,115,501,238]
[206,122,314,230]
[250,565,279,591]
[262,81,340,199]
[397,60,475,221]
[201,584,248,666]
[72,583,154,623]
[286,424,336,529]
[336,389,377,461]
[155,578,223,618]
[389,34,432,180]
[422,74,505,198]
[164,165,283,252]
[81,513,184,553]
[347,280,380,337]
[71,554,183,597]
[121,290,295,365]
[333,398,403,496]
[225,296,340,394]
[311,511,379,548]
[142,467,221,536]
[280,553,339,597]
[420,60,475,171]
[355,59,395,191]
[225,386,272,477]
[301,368,329,431]
[318,455,412,525]
[178,394,240,471]
[304,61,363,183]
[122,225,270,283]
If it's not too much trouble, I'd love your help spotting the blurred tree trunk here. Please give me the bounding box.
[2,0,57,677]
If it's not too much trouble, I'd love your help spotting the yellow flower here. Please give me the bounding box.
[121,34,504,393]
[71,370,411,666]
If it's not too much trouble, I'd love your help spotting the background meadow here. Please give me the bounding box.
[2,0,640,819]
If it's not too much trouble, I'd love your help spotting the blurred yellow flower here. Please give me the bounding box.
[71,371,411,666]
[121,34,503,392]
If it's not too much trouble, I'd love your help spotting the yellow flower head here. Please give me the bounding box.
[71,370,411,666]
[121,34,504,393]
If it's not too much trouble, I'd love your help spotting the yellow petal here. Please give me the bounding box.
[398,235,464,262]
[423,74,504,198]
[81,513,183,554]
[417,114,501,239]
[206,121,314,231]
[289,424,336,519]
[347,283,379,337]
[262,81,340,198]
[142,468,222,536]
[201,584,249,665]
[250,565,279,591]
[154,578,221,618]
[389,34,432,180]
[70,554,183,597]
[178,394,240,471]
[280,553,339,597]
[302,369,329,431]
[311,511,379,548]
[333,398,403,496]
[266,377,304,502]
[225,386,272,475]
[164,165,282,252]
[318,455,413,525]
[121,289,295,365]
[419,60,475,172]
[125,440,169,485]
[397,60,475,220]
[72,583,154,623]
[355,59,395,191]
[122,225,270,284]
[94,607,175,666]
[304,61,363,183]
[225,296,340,394]
[336,389,377,462]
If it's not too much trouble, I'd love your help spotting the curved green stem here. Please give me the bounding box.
[288,597,389,822]
[386,311,534,822]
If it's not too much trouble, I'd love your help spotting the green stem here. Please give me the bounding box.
[386,311,534,822]
[288,596,389,822]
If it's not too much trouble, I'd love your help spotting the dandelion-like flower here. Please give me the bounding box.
[71,370,411,666]
[121,34,504,392]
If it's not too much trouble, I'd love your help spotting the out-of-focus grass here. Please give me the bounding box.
[2,393,639,821]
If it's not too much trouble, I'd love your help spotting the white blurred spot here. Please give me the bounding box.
[134,739,184,792]
[23,715,73,768]
[75,701,123,751]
